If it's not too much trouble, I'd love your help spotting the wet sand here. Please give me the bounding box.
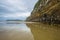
[0,23,34,40]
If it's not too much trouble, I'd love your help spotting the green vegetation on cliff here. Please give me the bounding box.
[33,0,41,10]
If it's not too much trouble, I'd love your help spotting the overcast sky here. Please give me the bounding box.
[0,0,38,20]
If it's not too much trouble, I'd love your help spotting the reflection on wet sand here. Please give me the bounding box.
[0,30,34,40]
[26,23,60,40]
[0,23,34,40]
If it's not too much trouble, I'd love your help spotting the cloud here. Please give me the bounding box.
[0,0,27,13]
[0,0,38,20]
[3,12,31,18]
[2,12,31,20]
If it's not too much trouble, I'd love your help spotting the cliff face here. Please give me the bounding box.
[27,0,60,24]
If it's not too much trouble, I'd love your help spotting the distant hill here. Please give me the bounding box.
[6,19,24,21]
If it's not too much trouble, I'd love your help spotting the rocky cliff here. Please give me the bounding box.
[27,0,60,24]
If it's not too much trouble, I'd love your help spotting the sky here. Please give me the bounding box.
[0,0,38,20]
